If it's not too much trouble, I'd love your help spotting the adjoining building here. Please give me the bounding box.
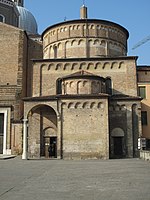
[0,0,19,27]
[0,1,142,159]
[137,66,150,150]
[0,0,42,155]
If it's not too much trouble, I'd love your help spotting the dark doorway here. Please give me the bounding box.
[44,136,57,158]
[114,137,123,158]
[0,114,4,154]
[49,137,57,158]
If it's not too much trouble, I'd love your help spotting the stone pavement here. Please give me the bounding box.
[0,157,149,200]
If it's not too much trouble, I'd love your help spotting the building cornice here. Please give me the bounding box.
[42,19,129,40]
[32,56,138,63]
[23,94,109,102]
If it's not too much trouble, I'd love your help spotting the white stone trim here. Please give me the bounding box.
[22,118,28,159]
[0,109,9,155]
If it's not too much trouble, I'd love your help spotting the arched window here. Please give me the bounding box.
[0,15,5,23]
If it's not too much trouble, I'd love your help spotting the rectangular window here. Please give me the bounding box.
[141,111,147,125]
[138,86,146,99]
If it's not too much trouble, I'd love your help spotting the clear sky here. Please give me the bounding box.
[25,0,150,65]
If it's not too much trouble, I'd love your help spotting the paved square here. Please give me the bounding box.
[0,158,149,200]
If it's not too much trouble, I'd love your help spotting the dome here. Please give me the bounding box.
[17,6,38,34]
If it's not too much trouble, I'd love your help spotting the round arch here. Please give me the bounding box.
[27,104,58,158]
[111,128,125,137]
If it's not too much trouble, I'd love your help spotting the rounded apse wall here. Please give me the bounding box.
[57,73,109,95]
[42,19,129,59]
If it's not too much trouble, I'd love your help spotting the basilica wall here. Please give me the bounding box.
[0,23,29,154]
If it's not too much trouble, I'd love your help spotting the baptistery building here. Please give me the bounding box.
[0,2,142,159]
[22,5,141,160]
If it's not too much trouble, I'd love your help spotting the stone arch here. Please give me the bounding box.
[90,24,95,29]
[43,127,57,137]
[90,102,96,109]
[55,63,62,70]
[69,26,73,31]
[79,62,86,70]
[66,40,71,48]
[97,25,100,29]
[63,63,70,70]
[75,102,82,109]
[83,80,88,87]
[98,102,103,109]
[68,102,75,109]
[103,62,110,69]
[88,39,93,45]
[111,128,125,137]
[94,39,99,45]
[95,62,102,69]
[48,63,55,70]
[121,105,126,111]
[77,25,80,30]
[40,64,47,70]
[111,62,118,69]
[101,40,106,47]
[71,39,77,46]
[73,25,76,30]
[57,42,61,48]
[82,102,89,109]
[27,104,58,158]
[71,63,78,70]
[64,27,67,31]
[69,81,74,87]
[87,63,94,70]
[78,39,84,45]
[119,61,125,69]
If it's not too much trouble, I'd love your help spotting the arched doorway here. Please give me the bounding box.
[110,128,125,158]
[27,105,57,159]
[43,127,57,158]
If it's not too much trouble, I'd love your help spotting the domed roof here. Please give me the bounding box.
[17,6,38,34]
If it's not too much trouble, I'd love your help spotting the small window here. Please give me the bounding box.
[141,111,147,125]
[138,86,146,99]
[0,15,5,23]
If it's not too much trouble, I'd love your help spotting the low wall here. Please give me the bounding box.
[140,150,150,161]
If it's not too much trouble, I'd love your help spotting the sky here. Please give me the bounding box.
[25,0,150,65]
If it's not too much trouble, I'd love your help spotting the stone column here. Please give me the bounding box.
[22,119,28,160]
